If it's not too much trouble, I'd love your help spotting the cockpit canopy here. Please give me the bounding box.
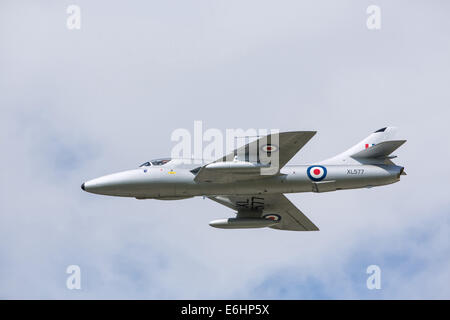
[139,158,171,167]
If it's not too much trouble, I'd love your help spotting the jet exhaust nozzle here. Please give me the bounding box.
[209,218,279,229]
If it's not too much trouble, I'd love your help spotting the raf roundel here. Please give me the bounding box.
[307,165,327,182]
[263,214,281,221]
[261,144,278,153]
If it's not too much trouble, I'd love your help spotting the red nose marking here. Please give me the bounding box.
[313,168,321,175]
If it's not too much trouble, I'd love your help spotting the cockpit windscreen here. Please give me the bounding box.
[139,158,171,167]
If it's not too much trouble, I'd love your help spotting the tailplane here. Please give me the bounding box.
[320,127,406,165]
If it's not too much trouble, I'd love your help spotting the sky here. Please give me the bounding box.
[1,0,449,299]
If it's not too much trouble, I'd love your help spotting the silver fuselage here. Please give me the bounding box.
[82,163,403,199]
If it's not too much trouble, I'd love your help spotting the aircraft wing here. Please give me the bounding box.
[208,193,319,231]
[193,131,316,183]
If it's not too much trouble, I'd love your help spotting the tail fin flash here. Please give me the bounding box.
[320,127,406,165]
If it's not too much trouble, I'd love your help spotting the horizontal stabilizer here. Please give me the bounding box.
[351,140,406,159]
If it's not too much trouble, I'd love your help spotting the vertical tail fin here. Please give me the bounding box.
[320,127,406,165]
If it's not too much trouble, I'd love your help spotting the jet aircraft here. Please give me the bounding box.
[81,127,406,231]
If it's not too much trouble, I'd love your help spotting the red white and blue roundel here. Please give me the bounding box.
[263,214,281,221]
[260,144,278,153]
[307,165,327,182]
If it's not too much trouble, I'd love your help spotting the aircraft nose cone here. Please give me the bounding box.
[81,170,142,196]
